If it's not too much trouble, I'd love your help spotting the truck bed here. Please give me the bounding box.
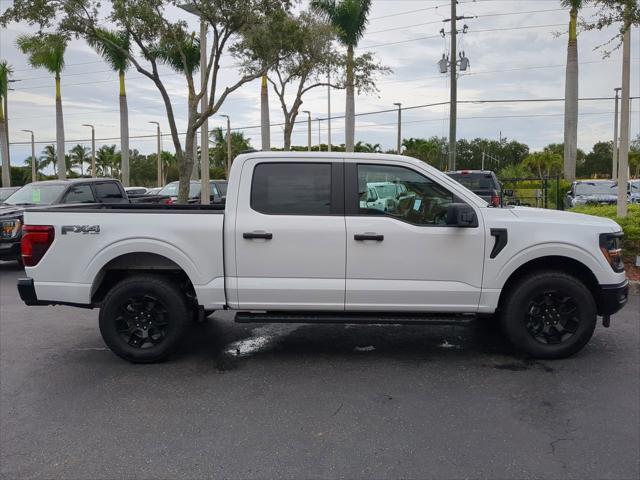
[22,204,226,309]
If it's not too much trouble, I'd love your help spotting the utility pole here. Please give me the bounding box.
[220,115,231,178]
[149,121,161,187]
[616,23,631,218]
[22,130,36,182]
[303,110,312,151]
[317,118,322,151]
[200,18,209,203]
[440,2,473,171]
[482,150,485,170]
[81,124,96,178]
[327,68,332,152]
[393,102,402,154]
[612,87,621,180]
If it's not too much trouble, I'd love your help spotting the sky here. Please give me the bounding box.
[1,0,639,171]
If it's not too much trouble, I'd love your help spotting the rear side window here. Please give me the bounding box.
[251,163,331,215]
[448,173,498,190]
[64,185,95,204]
[94,182,126,203]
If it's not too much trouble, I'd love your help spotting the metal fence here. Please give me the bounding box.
[500,176,563,210]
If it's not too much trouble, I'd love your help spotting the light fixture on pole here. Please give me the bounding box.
[21,129,36,182]
[81,124,96,178]
[302,110,312,152]
[393,103,402,154]
[219,114,232,178]
[149,121,162,187]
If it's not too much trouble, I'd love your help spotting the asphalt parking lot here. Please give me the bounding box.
[1,260,638,480]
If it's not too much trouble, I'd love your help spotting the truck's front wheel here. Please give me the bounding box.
[99,275,191,363]
[501,271,597,359]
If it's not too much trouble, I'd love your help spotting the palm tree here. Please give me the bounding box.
[70,144,90,176]
[16,34,68,180]
[0,61,14,187]
[0,61,12,187]
[87,29,131,186]
[23,155,46,182]
[96,145,117,177]
[312,0,372,152]
[40,144,57,176]
[561,0,585,182]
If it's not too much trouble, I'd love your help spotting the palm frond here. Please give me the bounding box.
[16,33,67,74]
[87,29,130,73]
[148,34,200,75]
[0,61,14,99]
[311,0,371,47]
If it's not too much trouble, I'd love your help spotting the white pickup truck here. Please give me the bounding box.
[17,152,629,363]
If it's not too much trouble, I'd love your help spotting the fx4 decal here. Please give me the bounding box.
[61,225,100,235]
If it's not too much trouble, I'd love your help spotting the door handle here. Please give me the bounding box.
[354,233,384,241]
[243,231,273,240]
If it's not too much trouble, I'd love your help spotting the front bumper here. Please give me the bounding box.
[597,280,629,316]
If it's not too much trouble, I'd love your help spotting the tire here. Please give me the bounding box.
[99,274,191,363]
[500,270,597,359]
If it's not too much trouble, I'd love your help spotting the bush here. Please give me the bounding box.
[570,204,640,258]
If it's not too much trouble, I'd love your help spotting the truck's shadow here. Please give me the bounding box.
[175,315,522,371]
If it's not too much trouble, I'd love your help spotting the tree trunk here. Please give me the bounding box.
[563,8,579,182]
[0,106,9,187]
[191,131,199,180]
[283,117,293,151]
[119,71,130,187]
[55,73,67,180]
[260,74,271,151]
[345,44,355,152]
[177,102,196,204]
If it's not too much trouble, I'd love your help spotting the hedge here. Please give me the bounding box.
[570,204,640,258]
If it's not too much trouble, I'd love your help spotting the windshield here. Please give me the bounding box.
[447,173,497,190]
[0,188,18,202]
[575,182,617,196]
[3,184,66,205]
[214,182,227,196]
[630,182,639,192]
[159,182,201,197]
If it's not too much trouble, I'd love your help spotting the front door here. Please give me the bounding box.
[345,161,485,312]
[234,159,346,310]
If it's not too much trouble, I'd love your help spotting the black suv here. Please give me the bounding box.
[445,170,503,207]
[1,179,131,263]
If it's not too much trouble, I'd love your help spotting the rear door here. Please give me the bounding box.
[233,159,346,310]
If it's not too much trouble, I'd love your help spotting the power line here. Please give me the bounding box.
[8,96,639,146]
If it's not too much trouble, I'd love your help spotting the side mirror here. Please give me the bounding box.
[446,203,478,227]
[503,189,514,197]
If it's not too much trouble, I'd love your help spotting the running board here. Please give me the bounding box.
[234,312,477,326]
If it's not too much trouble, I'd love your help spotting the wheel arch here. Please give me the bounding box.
[496,255,600,312]
[90,252,197,306]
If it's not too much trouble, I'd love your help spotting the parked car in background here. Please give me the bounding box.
[628,180,639,204]
[565,180,618,208]
[145,187,162,195]
[445,170,503,207]
[159,180,227,204]
[0,178,164,263]
[0,187,20,202]
[359,181,408,212]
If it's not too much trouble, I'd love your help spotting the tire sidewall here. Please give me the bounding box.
[99,276,190,363]
[501,273,597,359]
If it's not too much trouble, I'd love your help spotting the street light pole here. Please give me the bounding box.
[22,130,36,182]
[327,67,332,152]
[317,118,321,151]
[149,121,161,187]
[616,23,631,218]
[81,124,96,178]
[393,102,402,154]
[302,110,312,151]
[220,115,231,178]
[612,87,621,180]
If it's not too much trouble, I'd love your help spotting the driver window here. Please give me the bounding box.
[357,164,454,225]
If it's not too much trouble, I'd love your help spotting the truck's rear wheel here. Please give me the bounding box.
[501,271,597,359]
[99,275,190,363]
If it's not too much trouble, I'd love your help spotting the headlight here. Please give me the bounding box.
[1,219,22,239]
[600,232,624,273]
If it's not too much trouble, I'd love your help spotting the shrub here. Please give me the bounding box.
[570,204,640,258]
